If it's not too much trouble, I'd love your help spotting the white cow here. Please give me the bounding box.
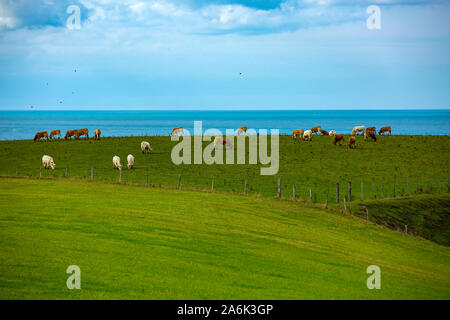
[303,130,312,141]
[213,137,233,149]
[127,154,135,169]
[113,155,122,170]
[351,126,365,135]
[141,141,152,154]
[329,130,337,137]
[42,155,55,170]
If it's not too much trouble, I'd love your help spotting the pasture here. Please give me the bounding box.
[0,135,448,203]
[0,178,449,299]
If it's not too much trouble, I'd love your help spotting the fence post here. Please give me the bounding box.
[361,182,363,201]
[336,182,339,203]
[365,207,369,221]
[292,184,296,201]
[177,174,181,189]
[393,181,396,197]
[244,179,248,195]
[344,196,347,213]
[211,176,215,192]
[277,178,282,198]
[309,189,312,203]
[405,225,408,234]
[326,191,328,208]
[91,167,94,181]
[348,181,352,202]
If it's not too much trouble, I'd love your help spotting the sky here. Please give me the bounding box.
[0,0,449,110]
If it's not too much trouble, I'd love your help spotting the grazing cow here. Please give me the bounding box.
[320,129,329,136]
[311,126,321,135]
[292,129,304,141]
[351,126,365,135]
[329,130,337,137]
[333,134,344,146]
[213,137,233,149]
[237,126,247,135]
[75,128,89,139]
[379,126,391,135]
[303,130,312,141]
[94,129,101,140]
[49,130,61,139]
[42,155,55,170]
[141,141,152,154]
[127,154,135,169]
[348,136,357,149]
[34,131,48,142]
[112,156,122,170]
[64,129,77,140]
[171,126,183,137]
[364,129,377,141]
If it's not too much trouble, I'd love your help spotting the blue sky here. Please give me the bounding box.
[0,0,449,110]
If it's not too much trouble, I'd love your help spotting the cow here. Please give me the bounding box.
[348,136,357,149]
[237,126,247,135]
[94,129,101,140]
[42,155,55,170]
[292,129,304,141]
[364,129,377,141]
[365,127,376,134]
[303,130,312,141]
[379,126,391,135]
[333,134,344,146]
[141,141,152,154]
[75,128,89,139]
[171,126,183,137]
[329,130,337,137]
[49,130,61,139]
[311,126,321,135]
[320,129,329,136]
[351,126,365,135]
[34,131,48,142]
[112,156,122,170]
[127,154,135,169]
[64,129,77,140]
[213,136,233,149]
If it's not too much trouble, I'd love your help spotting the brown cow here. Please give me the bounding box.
[348,136,356,149]
[75,128,89,139]
[311,126,321,135]
[333,134,344,146]
[320,129,329,136]
[171,126,183,136]
[366,127,376,134]
[292,129,304,141]
[34,131,48,142]
[94,129,101,140]
[379,126,391,135]
[365,130,377,142]
[237,126,247,135]
[64,129,77,140]
[49,130,61,139]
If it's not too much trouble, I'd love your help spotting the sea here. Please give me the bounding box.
[0,110,449,140]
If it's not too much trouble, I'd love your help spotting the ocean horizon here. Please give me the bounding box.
[0,109,449,140]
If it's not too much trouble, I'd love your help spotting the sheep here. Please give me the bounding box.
[329,130,337,137]
[303,130,312,141]
[127,154,135,169]
[141,141,152,154]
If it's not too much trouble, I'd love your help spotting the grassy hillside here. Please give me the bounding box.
[0,178,449,299]
[0,135,448,202]
[349,194,450,246]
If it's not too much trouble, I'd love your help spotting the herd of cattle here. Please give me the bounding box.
[36,125,392,171]
[291,125,391,148]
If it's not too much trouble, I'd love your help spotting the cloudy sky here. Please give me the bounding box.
[0,0,449,110]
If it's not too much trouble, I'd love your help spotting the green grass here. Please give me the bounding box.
[0,135,449,202]
[0,178,449,299]
[348,194,450,246]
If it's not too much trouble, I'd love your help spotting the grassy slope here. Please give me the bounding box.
[0,178,449,299]
[349,194,450,246]
[0,135,448,202]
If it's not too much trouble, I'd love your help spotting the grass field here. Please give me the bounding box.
[0,135,449,203]
[0,178,449,299]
